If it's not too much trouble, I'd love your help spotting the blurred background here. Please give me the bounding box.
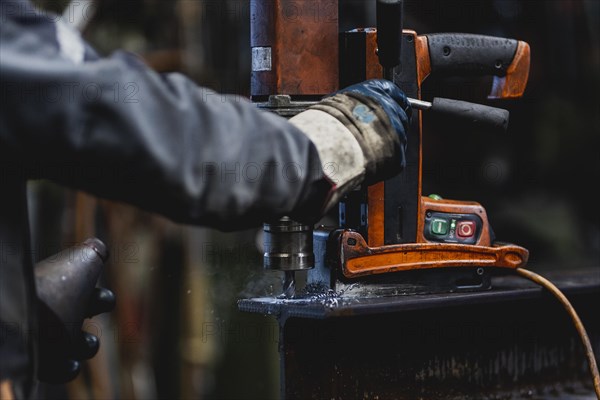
[26,0,599,399]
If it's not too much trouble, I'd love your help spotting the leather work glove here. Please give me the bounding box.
[35,239,116,384]
[289,79,411,212]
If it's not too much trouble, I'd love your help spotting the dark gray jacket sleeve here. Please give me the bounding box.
[0,3,332,230]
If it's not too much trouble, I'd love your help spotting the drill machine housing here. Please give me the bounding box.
[251,0,531,296]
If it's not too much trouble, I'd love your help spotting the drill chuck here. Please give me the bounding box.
[263,217,314,271]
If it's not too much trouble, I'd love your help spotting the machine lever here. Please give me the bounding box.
[408,97,510,133]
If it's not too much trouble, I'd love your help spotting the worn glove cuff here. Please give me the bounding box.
[309,92,403,184]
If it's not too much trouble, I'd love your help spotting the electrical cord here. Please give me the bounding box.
[516,268,600,399]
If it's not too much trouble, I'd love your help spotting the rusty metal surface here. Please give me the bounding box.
[251,0,339,98]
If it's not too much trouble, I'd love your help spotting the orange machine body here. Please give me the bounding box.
[338,28,530,278]
[250,0,531,282]
[250,0,339,98]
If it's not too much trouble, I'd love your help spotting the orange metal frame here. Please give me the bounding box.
[353,29,530,277]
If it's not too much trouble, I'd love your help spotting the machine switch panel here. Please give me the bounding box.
[424,212,483,244]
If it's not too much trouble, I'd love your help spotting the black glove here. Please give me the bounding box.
[317,78,411,181]
[37,287,115,383]
[35,239,116,384]
[288,79,412,212]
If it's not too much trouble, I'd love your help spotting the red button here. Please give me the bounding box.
[457,221,476,238]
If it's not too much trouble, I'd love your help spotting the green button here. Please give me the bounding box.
[431,219,449,235]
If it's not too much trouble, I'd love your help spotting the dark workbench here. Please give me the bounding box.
[239,268,600,399]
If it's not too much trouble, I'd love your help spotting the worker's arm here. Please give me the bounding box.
[0,4,330,229]
[0,2,410,230]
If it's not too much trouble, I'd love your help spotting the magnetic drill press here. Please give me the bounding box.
[241,2,600,399]
[252,0,531,298]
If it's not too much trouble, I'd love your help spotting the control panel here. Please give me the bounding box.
[423,211,483,245]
